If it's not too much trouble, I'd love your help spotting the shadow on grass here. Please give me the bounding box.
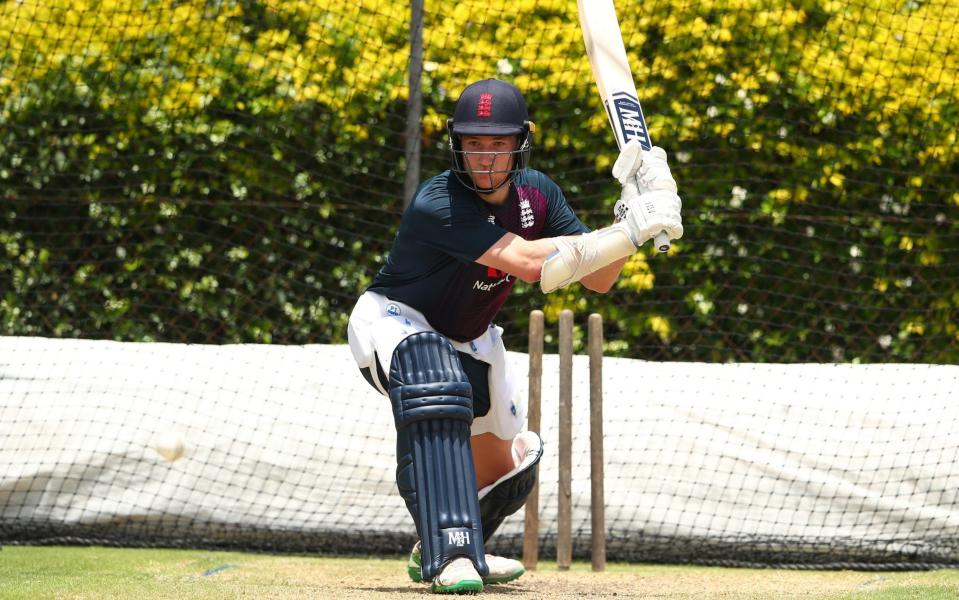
[358,583,530,595]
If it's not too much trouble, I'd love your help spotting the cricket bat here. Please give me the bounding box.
[578,0,671,253]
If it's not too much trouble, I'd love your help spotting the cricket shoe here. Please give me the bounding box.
[430,557,483,594]
[408,541,525,586]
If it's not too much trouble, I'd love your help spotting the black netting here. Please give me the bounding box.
[2,0,957,568]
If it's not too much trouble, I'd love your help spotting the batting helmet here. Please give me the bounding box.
[447,79,535,193]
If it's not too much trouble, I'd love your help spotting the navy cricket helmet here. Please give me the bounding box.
[447,79,535,193]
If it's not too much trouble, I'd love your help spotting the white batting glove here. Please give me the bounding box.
[611,140,678,194]
[611,140,681,247]
[615,179,683,247]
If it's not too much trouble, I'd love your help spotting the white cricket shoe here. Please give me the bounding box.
[430,557,483,594]
[408,541,525,586]
[481,553,525,584]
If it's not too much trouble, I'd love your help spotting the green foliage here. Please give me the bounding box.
[1,0,956,361]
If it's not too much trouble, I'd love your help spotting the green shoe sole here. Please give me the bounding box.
[430,579,483,594]
[482,568,525,585]
[409,552,524,585]
[408,563,424,583]
[407,547,424,582]
[411,564,523,585]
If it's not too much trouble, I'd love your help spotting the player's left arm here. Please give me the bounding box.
[536,172,627,293]
[578,255,628,293]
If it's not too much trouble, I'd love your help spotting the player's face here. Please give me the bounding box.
[461,135,518,190]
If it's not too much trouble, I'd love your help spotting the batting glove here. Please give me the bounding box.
[615,179,683,247]
[611,140,682,247]
[611,140,678,194]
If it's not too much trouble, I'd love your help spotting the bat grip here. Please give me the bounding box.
[654,231,670,253]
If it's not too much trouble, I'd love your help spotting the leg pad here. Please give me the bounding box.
[389,332,488,581]
[478,431,544,542]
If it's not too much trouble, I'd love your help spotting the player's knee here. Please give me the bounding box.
[479,431,544,541]
[388,331,474,428]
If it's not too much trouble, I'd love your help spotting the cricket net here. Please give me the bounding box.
[2,0,958,569]
[2,337,958,569]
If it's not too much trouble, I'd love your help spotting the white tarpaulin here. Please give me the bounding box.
[2,336,958,566]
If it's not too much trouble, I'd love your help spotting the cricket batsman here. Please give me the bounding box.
[347,78,682,594]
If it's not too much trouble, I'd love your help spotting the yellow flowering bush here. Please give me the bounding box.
[1,0,956,360]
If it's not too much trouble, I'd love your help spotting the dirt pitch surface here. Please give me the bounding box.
[4,547,959,599]
[252,557,957,599]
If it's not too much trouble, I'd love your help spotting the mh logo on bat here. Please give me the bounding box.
[610,91,651,151]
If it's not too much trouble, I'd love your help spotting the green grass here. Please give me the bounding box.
[1,546,957,599]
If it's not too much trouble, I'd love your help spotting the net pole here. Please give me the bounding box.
[523,310,544,570]
[557,309,574,570]
[402,0,424,209]
[588,313,606,571]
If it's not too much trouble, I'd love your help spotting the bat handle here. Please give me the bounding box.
[654,231,670,253]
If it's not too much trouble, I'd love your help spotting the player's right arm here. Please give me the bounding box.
[474,233,557,284]
[476,226,636,293]
[473,171,631,292]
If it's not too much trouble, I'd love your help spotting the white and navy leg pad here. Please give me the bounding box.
[477,431,544,542]
[389,331,489,581]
